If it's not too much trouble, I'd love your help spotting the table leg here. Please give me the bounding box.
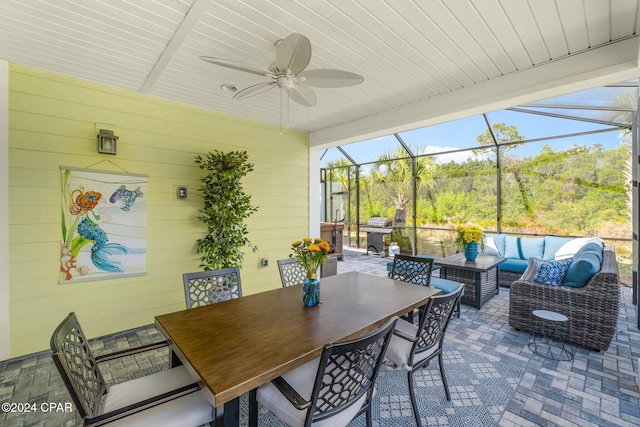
[218,398,240,427]
[249,389,258,427]
[474,271,481,309]
[168,348,182,368]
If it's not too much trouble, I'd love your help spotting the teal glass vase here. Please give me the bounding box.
[464,241,479,261]
[303,276,320,306]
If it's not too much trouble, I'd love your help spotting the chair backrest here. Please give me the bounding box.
[183,267,242,308]
[277,258,306,287]
[390,254,435,287]
[305,317,398,426]
[50,312,107,421]
[411,285,463,364]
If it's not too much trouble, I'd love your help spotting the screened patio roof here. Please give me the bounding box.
[321,80,638,167]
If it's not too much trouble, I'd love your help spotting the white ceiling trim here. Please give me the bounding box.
[139,0,211,93]
[310,36,640,149]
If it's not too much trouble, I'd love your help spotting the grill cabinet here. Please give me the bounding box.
[361,217,393,255]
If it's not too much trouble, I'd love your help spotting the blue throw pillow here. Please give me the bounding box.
[561,244,603,288]
[533,258,573,286]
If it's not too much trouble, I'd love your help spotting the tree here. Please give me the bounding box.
[476,122,525,151]
[195,151,258,270]
[370,146,439,227]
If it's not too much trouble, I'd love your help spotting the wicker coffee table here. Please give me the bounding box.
[435,253,506,309]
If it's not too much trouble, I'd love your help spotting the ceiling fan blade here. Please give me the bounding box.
[288,84,317,107]
[276,33,311,75]
[297,69,364,87]
[200,56,270,76]
[233,82,277,100]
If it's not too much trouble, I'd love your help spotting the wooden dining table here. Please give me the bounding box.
[154,270,440,427]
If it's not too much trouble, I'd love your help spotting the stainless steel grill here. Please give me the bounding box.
[362,217,393,256]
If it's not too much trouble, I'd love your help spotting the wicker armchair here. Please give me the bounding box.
[508,247,620,352]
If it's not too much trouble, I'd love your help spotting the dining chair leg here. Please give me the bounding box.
[438,352,451,401]
[249,388,258,427]
[407,370,423,427]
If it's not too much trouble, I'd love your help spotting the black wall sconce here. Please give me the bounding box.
[97,129,118,155]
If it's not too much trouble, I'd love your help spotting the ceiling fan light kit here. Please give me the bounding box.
[200,33,364,110]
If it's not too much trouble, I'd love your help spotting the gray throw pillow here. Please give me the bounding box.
[520,257,544,281]
[482,237,500,256]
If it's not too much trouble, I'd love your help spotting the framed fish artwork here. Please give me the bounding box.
[60,167,147,284]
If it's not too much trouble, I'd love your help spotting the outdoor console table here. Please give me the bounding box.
[435,253,506,309]
[155,271,440,427]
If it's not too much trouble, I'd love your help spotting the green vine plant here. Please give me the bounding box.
[195,150,258,270]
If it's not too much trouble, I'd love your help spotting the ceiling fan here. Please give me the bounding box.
[200,33,364,108]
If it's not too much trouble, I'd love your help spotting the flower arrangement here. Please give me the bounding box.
[454,224,485,251]
[291,238,331,277]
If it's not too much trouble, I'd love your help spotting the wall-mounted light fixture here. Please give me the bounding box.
[97,129,118,155]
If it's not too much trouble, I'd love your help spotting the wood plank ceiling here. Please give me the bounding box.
[0,0,639,146]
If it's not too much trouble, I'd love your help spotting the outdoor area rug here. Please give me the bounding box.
[239,343,524,427]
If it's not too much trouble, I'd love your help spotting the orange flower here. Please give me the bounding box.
[290,236,329,276]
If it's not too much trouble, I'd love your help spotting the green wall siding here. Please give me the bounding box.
[8,64,309,357]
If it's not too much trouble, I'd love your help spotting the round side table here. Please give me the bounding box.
[528,310,574,361]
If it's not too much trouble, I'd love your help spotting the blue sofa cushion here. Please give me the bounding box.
[505,236,544,260]
[533,258,574,286]
[500,258,529,274]
[561,243,603,288]
[431,277,464,297]
[485,233,505,256]
[543,236,573,260]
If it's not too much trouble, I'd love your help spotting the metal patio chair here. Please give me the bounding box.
[385,285,463,427]
[50,312,214,426]
[277,257,307,287]
[183,267,242,308]
[249,317,398,427]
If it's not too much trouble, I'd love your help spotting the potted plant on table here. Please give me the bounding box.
[291,238,330,306]
[454,224,485,261]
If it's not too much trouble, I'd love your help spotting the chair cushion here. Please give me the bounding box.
[500,258,529,274]
[385,319,438,371]
[430,277,464,297]
[554,237,603,260]
[561,243,603,288]
[256,358,366,427]
[504,236,545,260]
[532,258,573,286]
[104,365,213,427]
[542,236,573,260]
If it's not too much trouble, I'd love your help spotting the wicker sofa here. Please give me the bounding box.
[508,246,620,352]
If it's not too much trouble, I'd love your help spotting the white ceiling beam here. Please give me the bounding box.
[139,0,211,93]
[310,37,640,149]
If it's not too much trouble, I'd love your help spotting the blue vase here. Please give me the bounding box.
[303,276,320,307]
[464,241,479,261]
